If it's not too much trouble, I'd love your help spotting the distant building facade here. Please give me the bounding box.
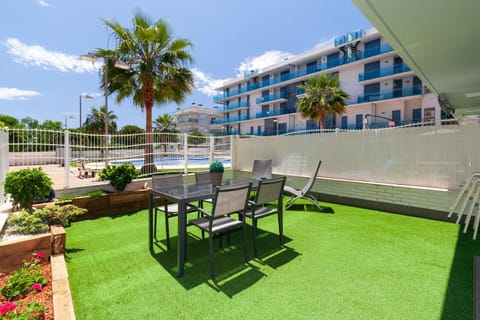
[213,28,445,135]
[175,103,223,135]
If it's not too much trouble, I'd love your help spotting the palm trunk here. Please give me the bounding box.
[318,111,326,130]
[142,80,156,174]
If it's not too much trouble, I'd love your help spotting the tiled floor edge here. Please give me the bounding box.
[51,254,76,320]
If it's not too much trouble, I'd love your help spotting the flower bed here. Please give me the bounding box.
[0,252,53,320]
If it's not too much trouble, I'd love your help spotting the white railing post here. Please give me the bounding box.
[0,130,8,205]
[230,135,235,171]
[209,135,215,163]
[183,133,188,175]
[64,130,70,188]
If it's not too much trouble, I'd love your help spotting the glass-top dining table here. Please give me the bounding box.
[148,178,256,277]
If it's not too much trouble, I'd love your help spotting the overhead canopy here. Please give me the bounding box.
[352,0,480,119]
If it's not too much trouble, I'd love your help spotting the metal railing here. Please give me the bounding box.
[4,129,232,187]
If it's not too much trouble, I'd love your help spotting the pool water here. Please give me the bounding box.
[110,157,231,167]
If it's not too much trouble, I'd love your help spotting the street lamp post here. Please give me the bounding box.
[80,53,129,164]
[79,94,93,132]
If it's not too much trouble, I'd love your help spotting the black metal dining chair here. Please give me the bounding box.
[188,182,252,280]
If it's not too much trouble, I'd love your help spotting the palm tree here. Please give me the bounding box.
[154,113,179,154]
[84,105,117,134]
[96,11,194,174]
[296,74,350,130]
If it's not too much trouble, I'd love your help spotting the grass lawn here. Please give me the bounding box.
[65,201,477,320]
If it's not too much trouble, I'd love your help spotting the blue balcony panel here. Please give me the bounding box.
[357,85,423,103]
[213,115,250,125]
[358,64,411,82]
[220,101,250,112]
[256,92,288,104]
[255,108,296,119]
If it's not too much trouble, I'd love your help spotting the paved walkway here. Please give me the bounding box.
[9,164,103,190]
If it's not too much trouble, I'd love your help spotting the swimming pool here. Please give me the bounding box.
[110,157,231,168]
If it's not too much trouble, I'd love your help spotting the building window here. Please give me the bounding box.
[280,70,290,81]
[364,38,381,58]
[306,61,317,74]
[327,52,340,68]
[412,108,422,123]
[250,126,254,135]
[341,116,348,129]
[257,125,262,135]
[356,114,363,129]
[394,56,404,73]
[262,75,270,87]
[413,76,423,95]
[364,61,380,80]
[306,120,318,130]
[393,79,403,98]
[392,110,401,124]
[364,83,380,102]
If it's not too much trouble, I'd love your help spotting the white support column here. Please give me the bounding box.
[64,130,70,188]
[183,133,188,175]
[209,135,215,163]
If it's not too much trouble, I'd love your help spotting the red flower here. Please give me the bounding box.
[0,302,16,315]
[31,283,43,291]
[34,252,46,260]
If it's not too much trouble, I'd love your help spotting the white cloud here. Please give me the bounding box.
[192,50,294,96]
[191,67,232,97]
[236,50,294,77]
[0,88,41,100]
[37,0,51,7]
[3,38,99,73]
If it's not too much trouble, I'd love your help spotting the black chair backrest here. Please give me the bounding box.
[254,176,286,205]
[212,183,252,217]
[152,174,183,189]
[251,159,272,179]
[195,171,212,184]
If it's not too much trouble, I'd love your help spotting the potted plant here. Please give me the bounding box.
[209,160,224,187]
[98,163,140,192]
[4,168,53,212]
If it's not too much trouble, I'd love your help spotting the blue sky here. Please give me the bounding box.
[0,0,371,129]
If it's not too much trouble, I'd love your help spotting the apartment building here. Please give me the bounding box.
[213,28,443,135]
[175,103,223,135]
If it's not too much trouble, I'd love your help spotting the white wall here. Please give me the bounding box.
[234,123,480,191]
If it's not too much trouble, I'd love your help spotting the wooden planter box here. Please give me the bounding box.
[73,188,149,220]
[0,225,66,273]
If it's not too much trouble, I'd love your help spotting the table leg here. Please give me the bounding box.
[177,200,187,277]
[148,192,153,253]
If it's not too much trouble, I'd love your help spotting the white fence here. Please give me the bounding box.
[6,128,232,180]
[234,123,480,191]
[0,130,8,205]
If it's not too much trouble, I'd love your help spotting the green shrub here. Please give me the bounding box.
[209,161,224,173]
[7,205,87,235]
[98,163,139,191]
[56,189,107,201]
[4,168,52,212]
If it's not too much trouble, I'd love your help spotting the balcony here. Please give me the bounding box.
[296,88,305,97]
[176,118,199,124]
[212,114,250,125]
[357,85,423,103]
[358,64,411,82]
[219,101,250,112]
[255,108,297,119]
[214,43,394,101]
[256,92,288,104]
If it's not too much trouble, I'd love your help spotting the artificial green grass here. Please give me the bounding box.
[65,202,479,320]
